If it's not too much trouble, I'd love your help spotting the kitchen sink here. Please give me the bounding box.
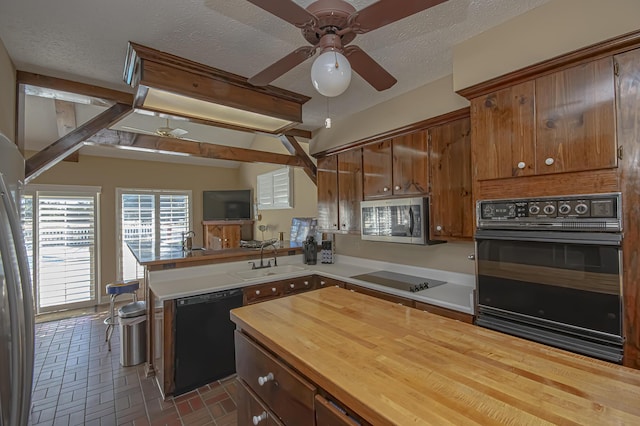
[233,264,305,280]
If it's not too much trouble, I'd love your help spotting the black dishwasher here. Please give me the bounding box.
[174,288,243,395]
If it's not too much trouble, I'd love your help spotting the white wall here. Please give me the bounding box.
[0,37,15,141]
[453,0,640,90]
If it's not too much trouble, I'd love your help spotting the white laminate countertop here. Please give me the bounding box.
[148,254,476,314]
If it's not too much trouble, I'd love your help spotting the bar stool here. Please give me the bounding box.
[104,280,139,351]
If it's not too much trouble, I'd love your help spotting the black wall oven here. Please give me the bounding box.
[475,193,623,363]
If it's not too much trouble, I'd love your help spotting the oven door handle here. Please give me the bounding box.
[474,229,622,246]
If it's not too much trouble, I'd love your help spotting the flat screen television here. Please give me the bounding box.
[203,190,252,221]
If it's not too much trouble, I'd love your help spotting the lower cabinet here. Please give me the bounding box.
[414,301,474,323]
[237,379,283,426]
[345,283,415,307]
[235,331,316,425]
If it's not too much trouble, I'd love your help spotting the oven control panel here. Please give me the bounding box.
[477,193,621,231]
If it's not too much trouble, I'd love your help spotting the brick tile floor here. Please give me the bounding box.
[30,312,238,425]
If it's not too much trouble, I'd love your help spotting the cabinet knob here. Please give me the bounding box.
[258,372,274,386]
[517,161,526,169]
[333,223,338,228]
[320,281,326,286]
[253,412,268,425]
[383,187,389,192]
[436,225,442,231]
[289,283,295,288]
[304,281,309,286]
[271,287,276,293]
[545,158,554,166]
[394,185,401,191]
[255,290,260,295]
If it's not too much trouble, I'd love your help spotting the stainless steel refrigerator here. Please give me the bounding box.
[0,132,34,426]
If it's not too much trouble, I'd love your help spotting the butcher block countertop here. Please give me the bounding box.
[230,286,640,425]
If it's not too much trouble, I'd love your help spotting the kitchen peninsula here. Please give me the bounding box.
[231,287,640,425]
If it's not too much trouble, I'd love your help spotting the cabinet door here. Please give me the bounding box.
[535,57,617,174]
[470,81,536,180]
[317,156,339,232]
[429,117,473,239]
[392,131,429,196]
[362,139,393,199]
[222,225,241,248]
[337,149,363,233]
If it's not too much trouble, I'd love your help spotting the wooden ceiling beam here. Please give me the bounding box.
[55,100,80,162]
[25,103,132,182]
[17,71,134,105]
[85,130,308,168]
[279,134,317,185]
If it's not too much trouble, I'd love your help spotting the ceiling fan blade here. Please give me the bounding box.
[246,0,317,27]
[344,46,397,91]
[249,46,317,86]
[169,128,189,138]
[351,0,448,33]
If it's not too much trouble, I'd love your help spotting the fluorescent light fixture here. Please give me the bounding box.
[24,85,110,106]
[123,43,310,134]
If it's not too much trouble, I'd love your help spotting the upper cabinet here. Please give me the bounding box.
[337,149,363,233]
[471,57,617,181]
[429,117,473,239]
[316,150,363,234]
[362,132,428,199]
[535,57,617,175]
[317,156,339,232]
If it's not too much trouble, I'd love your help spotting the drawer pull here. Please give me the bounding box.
[304,281,309,286]
[289,283,295,288]
[258,372,274,386]
[271,287,276,293]
[253,412,268,425]
[255,290,261,295]
[320,281,326,286]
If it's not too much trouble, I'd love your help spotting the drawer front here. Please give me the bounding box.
[315,395,361,426]
[282,276,314,294]
[414,301,474,323]
[315,276,346,289]
[244,282,283,305]
[237,379,283,426]
[235,331,316,425]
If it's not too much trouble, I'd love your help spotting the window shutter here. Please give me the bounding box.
[257,167,293,210]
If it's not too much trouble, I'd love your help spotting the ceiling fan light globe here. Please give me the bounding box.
[311,50,352,97]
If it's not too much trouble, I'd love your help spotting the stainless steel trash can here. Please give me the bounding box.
[118,301,146,367]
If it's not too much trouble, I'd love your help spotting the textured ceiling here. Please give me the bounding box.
[0,0,551,165]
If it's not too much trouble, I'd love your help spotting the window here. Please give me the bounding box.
[22,185,100,313]
[117,189,192,281]
[257,167,293,210]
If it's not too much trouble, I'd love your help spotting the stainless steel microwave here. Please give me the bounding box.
[361,197,432,245]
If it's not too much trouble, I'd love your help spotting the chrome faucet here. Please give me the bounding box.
[250,241,278,270]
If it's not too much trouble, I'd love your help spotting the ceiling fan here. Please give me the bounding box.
[122,118,190,139]
[247,0,448,96]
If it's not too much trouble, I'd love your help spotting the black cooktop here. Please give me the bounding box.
[352,270,447,293]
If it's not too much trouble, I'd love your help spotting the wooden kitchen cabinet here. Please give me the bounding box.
[314,275,346,289]
[535,56,617,175]
[345,283,415,307]
[317,155,339,232]
[429,117,473,239]
[235,331,316,425]
[362,132,429,199]
[337,149,363,233]
[392,131,429,196]
[471,57,617,181]
[203,221,251,249]
[317,150,363,233]
[243,281,284,305]
[363,139,393,199]
[471,81,536,180]
[414,301,473,324]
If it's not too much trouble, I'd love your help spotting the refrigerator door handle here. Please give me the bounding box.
[0,174,33,426]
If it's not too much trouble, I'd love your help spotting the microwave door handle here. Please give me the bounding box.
[409,207,414,236]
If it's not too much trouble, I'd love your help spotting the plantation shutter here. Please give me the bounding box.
[257,167,293,210]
